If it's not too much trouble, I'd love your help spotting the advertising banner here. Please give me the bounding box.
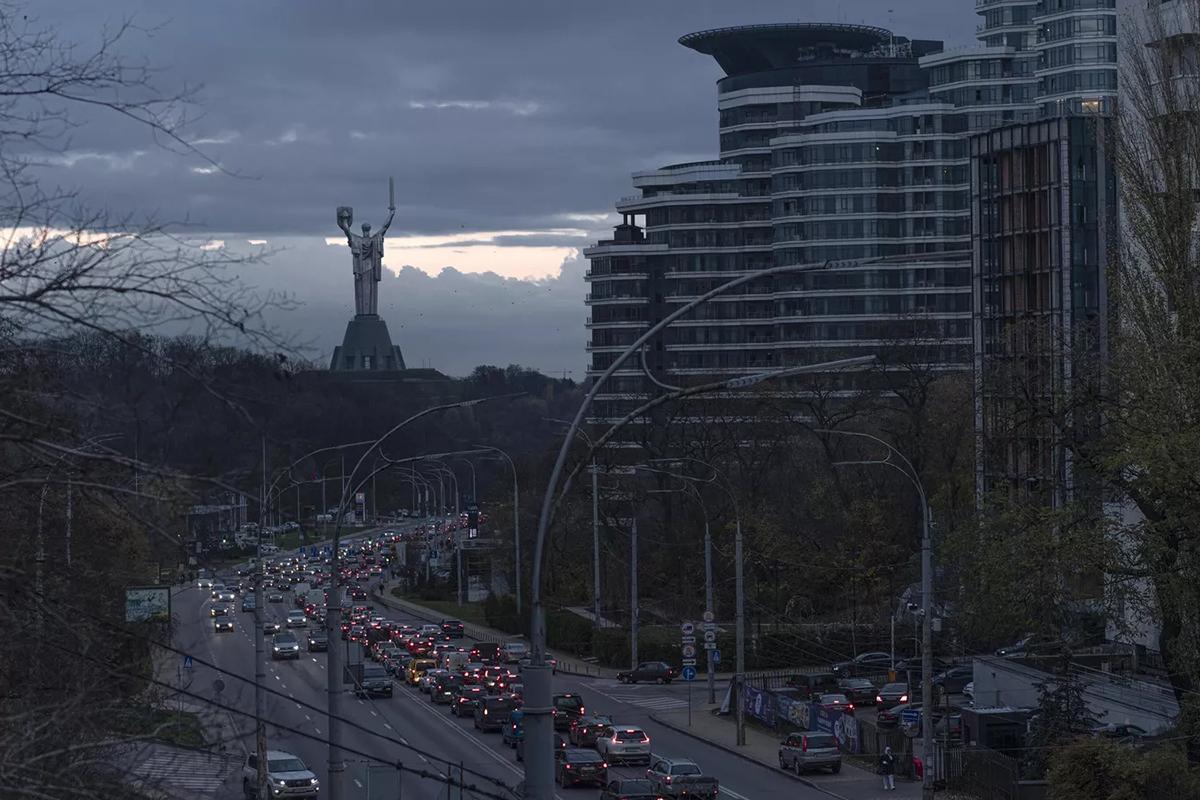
[124,586,171,623]
[742,684,776,727]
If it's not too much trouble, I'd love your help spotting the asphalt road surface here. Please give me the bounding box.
[174,550,833,799]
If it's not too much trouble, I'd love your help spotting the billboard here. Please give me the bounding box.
[125,586,171,623]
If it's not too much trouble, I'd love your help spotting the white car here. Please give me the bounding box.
[503,641,530,663]
[286,610,308,628]
[419,624,441,637]
[243,750,318,798]
[595,725,651,765]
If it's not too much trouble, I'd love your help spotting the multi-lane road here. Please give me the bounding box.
[173,546,835,799]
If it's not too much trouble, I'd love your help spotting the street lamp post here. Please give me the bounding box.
[817,428,934,799]
[471,445,521,614]
[544,418,603,629]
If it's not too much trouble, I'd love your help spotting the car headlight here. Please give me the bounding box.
[310,778,319,785]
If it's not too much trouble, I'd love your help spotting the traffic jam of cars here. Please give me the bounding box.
[199,527,727,797]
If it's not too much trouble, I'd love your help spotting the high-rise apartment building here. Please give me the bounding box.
[585,24,972,426]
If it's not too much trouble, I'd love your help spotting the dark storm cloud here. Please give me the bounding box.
[30,0,974,374]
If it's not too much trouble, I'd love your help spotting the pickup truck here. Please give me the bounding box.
[645,756,719,799]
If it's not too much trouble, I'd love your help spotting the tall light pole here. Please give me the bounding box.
[646,477,715,704]
[471,445,521,614]
[452,457,477,503]
[544,418,602,629]
[529,259,896,800]
[646,457,743,743]
[818,428,934,799]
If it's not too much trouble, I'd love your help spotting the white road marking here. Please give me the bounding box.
[384,723,392,730]
[370,710,378,717]
[720,788,752,800]
[314,727,321,734]
[305,715,312,721]
[354,779,363,788]
[418,755,429,763]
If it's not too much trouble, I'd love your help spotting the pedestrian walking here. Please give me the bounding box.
[879,746,896,791]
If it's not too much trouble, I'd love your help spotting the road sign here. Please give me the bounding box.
[680,622,695,636]
[183,655,193,670]
[703,641,716,650]
[681,636,696,645]
[682,644,696,658]
[702,610,714,623]
[703,630,716,642]
[681,666,697,681]
[682,658,696,667]
[711,649,721,663]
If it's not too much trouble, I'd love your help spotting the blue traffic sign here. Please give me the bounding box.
[681,666,697,681]
[183,655,193,669]
[710,649,721,664]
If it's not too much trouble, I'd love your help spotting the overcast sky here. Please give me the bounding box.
[36,0,975,377]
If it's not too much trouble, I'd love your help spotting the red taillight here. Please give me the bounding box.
[802,737,808,752]
[564,764,572,770]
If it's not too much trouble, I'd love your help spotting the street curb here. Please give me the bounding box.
[648,712,854,800]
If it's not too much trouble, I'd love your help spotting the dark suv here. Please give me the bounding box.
[441,619,465,639]
[355,664,393,698]
[786,671,840,700]
[306,630,329,652]
[552,693,586,731]
[474,695,517,732]
[469,642,501,664]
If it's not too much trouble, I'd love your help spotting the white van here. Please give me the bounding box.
[441,651,468,672]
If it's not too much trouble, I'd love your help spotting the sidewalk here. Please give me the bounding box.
[650,704,921,800]
[371,581,618,679]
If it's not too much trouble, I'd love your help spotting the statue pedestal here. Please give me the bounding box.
[329,314,406,371]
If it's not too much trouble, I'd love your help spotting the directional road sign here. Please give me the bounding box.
[681,666,697,681]
[682,658,697,667]
[703,641,716,650]
[681,636,696,645]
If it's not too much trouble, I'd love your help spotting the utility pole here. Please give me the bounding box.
[592,458,601,629]
[630,516,638,670]
[921,505,934,800]
[734,515,745,746]
[65,481,73,567]
[254,436,268,799]
[704,518,715,704]
[456,530,464,607]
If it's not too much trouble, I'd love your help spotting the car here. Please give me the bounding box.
[778,730,841,775]
[306,630,328,652]
[518,655,558,674]
[645,757,718,799]
[837,677,878,705]
[441,619,465,638]
[895,656,951,680]
[470,642,502,664]
[786,671,840,700]
[286,610,308,628]
[502,641,530,663]
[271,631,301,659]
[556,748,608,788]
[552,693,586,731]
[214,617,235,632]
[451,685,487,717]
[420,668,448,694]
[996,633,1060,658]
[197,577,214,590]
[216,590,236,603]
[617,662,676,685]
[1094,723,1150,743]
[267,592,284,603]
[595,725,652,765]
[600,778,661,800]
[420,623,442,637]
[831,651,892,677]
[242,749,319,798]
[816,693,855,715]
[375,641,403,664]
[406,658,436,686]
[355,663,394,698]
[210,605,230,618]
[474,695,517,732]
[263,621,281,634]
[568,714,615,747]
[875,682,911,709]
[932,665,974,695]
[431,674,462,705]
[962,681,974,702]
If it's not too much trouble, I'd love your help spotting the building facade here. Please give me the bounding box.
[585,24,972,427]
